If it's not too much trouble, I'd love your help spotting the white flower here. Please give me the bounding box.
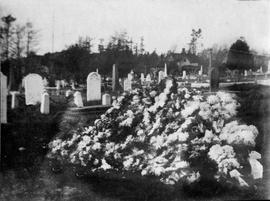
[181,101,200,118]
[100,159,112,170]
[92,142,101,150]
[207,95,220,105]
[187,172,200,183]
[123,157,134,169]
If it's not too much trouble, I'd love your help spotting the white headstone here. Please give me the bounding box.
[102,93,111,105]
[127,73,133,81]
[65,89,73,97]
[164,63,168,77]
[40,92,50,114]
[10,91,20,109]
[158,71,165,83]
[141,73,145,84]
[56,80,61,90]
[43,78,49,87]
[182,70,187,79]
[244,70,248,77]
[146,74,151,82]
[87,72,101,101]
[199,66,203,76]
[24,74,44,105]
[74,91,84,107]
[124,78,132,91]
[1,72,7,123]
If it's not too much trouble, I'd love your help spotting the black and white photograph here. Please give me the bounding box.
[0,0,270,200]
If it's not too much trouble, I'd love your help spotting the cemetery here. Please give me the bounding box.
[1,1,270,200]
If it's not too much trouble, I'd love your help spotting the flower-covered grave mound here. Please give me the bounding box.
[48,78,262,188]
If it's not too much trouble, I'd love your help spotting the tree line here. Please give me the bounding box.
[0,14,268,90]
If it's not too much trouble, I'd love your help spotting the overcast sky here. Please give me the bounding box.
[1,0,270,54]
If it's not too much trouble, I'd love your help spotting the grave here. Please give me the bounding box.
[1,72,7,123]
[24,74,44,105]
[112,64,120,92]
[124,78,132,91]
[164,63,168,77]
[102,93,111,105]
[87,72,101,102]
[40,92,50,114]
[10,91,20,109]
[141,73,145,84]
[74,91,84,107]
[182,70,187,79]
[158,71,164,83]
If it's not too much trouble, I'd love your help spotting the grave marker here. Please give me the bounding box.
[182,70,186,79]
[10,91,19,109]
[158,71,165,83]
[40,92,50,114]
[1,72,7,123]
[112,64,120,92]
[87,72,101,101]
[24,74,44,105]
[124,78,132,91]
[102,93,111,105]
[141,73,145,84]
[164,63,168,77]
[74,91,84,107]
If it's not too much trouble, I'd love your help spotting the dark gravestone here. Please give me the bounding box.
[112,64,121,92]
[209,67,219,92]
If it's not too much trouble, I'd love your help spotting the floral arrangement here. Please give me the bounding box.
[48,78,262,189]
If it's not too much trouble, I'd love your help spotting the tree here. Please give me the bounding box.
[188,28,202,55]
[226,37,254,72]
[25,22,38,56]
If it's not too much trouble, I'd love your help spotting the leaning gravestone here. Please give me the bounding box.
[102,93,111,105]
[124,78,132,91]
[40,92,50,114]
[87,72,101,102]
[24,74,44,105]
[1,72,7,123]
[209,67,220,92]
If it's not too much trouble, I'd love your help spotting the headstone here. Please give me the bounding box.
[1,72,7,123]
[164,63,168,77]
[24,74,44,105]
[10,91,20,109]
[146,74,151,82]
[74,91,84,107]
[40,92,50,114]
[244,70,248,77]
[65,89,73,97]
[43,78,49,87]
[182,70,187,79]
[60,80,66,88]
[87,72,101,101]
[102,93,111,105]
[56,80,61,90]
[124,78,132,91]
[141,73,145,84]
[112,64,120,92]
[209,67,220,92]
[127,73,133,81]
[199,66,203,76]
[158,71,165,83]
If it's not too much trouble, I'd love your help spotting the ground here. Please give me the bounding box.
[0,84,269,201]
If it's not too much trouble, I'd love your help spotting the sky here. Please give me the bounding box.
[1,0,270,55]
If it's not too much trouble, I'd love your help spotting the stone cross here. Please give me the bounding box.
[102,93,111,105]
[124,78,132,91]
[40,92,50,114]
[10,91,20,109]
[74,91,84,107]
[158,71,165,83]
[1,72,7,123]
[24,74,44,105]
[87,72,101,101]
[112,64,120,92]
